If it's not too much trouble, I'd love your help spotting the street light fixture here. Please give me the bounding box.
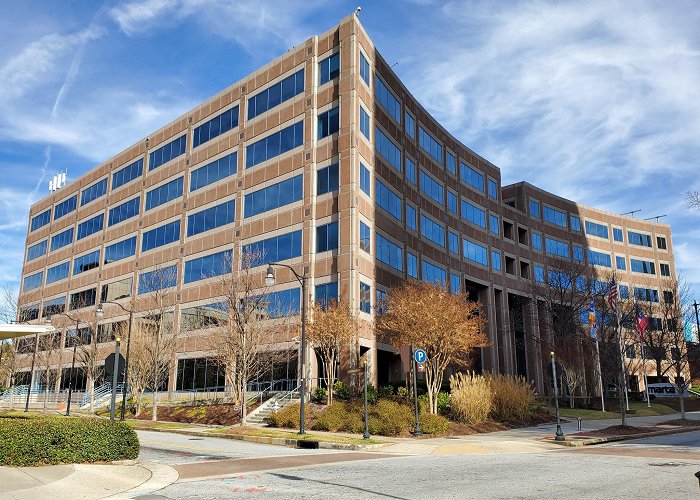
[265,262,307,434]
[96,301,134,421]
[52,311,81,417]
[24,317,53,413]
[550,351,565,441]
[363,357,370,440]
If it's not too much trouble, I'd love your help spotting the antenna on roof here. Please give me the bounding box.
[48,171,67,193]
[621,209,641,218]
[390,62,399,69]
[643,214,667,223]
[355,6,362,15]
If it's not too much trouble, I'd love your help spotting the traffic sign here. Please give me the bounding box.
[105,353,126,383]
[414,349,427,364]
[417,363,425,372]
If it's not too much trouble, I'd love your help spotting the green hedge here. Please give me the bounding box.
[0,416,139,466]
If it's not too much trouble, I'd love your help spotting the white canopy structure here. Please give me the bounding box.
[0,324,55,341]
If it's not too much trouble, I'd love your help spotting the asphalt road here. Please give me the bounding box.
[137,429,700,499]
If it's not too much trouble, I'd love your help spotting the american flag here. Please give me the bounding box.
[608,281,618,312]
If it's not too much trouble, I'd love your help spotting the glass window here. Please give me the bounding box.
[193,106,239,148]
[359,106,370,139]
[245,120,304,169]
[488,179,498,199]
[138,266,178,294]
[613,227,623,242]
[184,249,232,284]
[248,68,304,120]
[317,163,339,195]
[628,231,652,247]
[419,127,443,165]
[142,220,181,251]
[657,236,667,250]
[376,289,387,315]
[375,179,402,221]
[359,53,370,86]
[255,288,300,318]
[104,237,137,264]
[318,107,340,139]
[420,169,444,205]
[73,250,100,275]
[448,192,458,214]
[80,178,107,206]
[145,177,183,210]
[534,265,545,283]
[585,220,609,239]
[532,232,542,250]
[407,252,418,278]
[421,260,446,285]
[461,199,486,228]
[448,231,459,254]
[360,221,370,252]
[375,126,401,171]
[242,230,302,267]
[30,209,51,232]
[529,199,540,218]
[619,284,629,299]
[631,258,655,274]
[76,214,104,240]
[319,53,340,85]
[51,228,73,251]
[108,197,140,226]
[450,273,461,293]
[634,287,658,303]
[24,272,43,291]
[149,135,186,171]
[660,263,671,276]
[46,262,69,284]
[315,282,338,306]
[570,216,582,232]
[406,204,417,230]
[69,288,96,309]
[420,214,445,247]
[447,152,457,175]
[374,75,401,123]
[573,244,584,262]
[27,240,47,261]
[359,282,371,313]
[244,174,303,218]
[405,110,415,139]
[543,206,567,227]
[42,296,66,318]
[112,159,143,190]
[360,163,371,195]
[316,221,339,253]
[587,249,612,267]
[405,157,416,184]
[462,238,488,266]
[492,250,502,271]
[179,302,227,332]
[190,152,237,191]
[54,195,77,220]
[615,255,626,270]
[376,233,403,271]
[460,162,484,192]
[545,237,569,258]
[490,214,499,235]
[187,200,235,237]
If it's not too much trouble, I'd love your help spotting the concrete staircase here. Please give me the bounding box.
[246,387,300,425]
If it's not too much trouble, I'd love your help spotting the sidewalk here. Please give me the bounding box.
[0,461,178,500]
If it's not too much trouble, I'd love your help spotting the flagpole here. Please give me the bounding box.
[594,332,605,412]
[617,305,630,412]
[641,342,651,408]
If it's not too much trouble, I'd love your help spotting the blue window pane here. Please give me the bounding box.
[419,169,444,205]
[318,107,339,139]
[418,127,443,165]
[634,287,658,303]
[142,220,181,251]
[406,204,417,231]
[613,228,623,242]
[631,258,655,274]
[73,250,101,275]
[359,53,370,86]
[405,111,415,139]
[27,240,47,261]
[184,250,232,284]
[315,282,339,306]
[360,163,371,195]
[360,106,370,139]
[373,75,401,123]
[244,174,303,218]
[316,221,339,253]
[190,152,237,191]
[51,228,73,251]
[319,53,340,85]
[245,120,304,169]
[46,263,69,284]
[530,200,540,218]
[375,126,401,171]
[587,249,612,267]
[405,157,416,184]
[376,234,403,272]
[407,253,418,278]
[105,237,137,264]
[138,265,178,294]
[570,216,582,232]
[616,255,626,270]
[30,209,51,232]
[420,214,445,247]
[448,192,458,214]
[573,245,584,262]
[628,231,652,247]
[449,231,459,254]
[619,284,630,300]
[359,282,371,313]
[446,152,456,175]
[585,220,609,239]
[241,230,302,268]
[488,179,498,199]
[543,206,567,228]
[145,177,183,210]
[23,271,43,291]
[360,221,371,252]
[54,195,77,220]
[459,162,484,192]
[194,107,239,148]
[545,237,570,258]
[375,179,402,221]
[187,200,235,237]
[421,261,447,286]
[81,178,107,206]
[490,214,500,235]
[108,197,140,226]
[112,159,143,190]
[450,273,461,293]
[149,135,186,171]
[532,232,542,250]
[317,163,339,195]
[492,250,502,271]
[461,199,486,228]
[77,214,104,240]
[462,238,488,266]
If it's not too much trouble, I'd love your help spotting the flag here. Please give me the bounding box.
[608,281,618,312]
[636,308,649,342]
[588,298,596,327]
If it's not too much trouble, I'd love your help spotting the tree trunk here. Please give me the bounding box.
[152,387,158,421]
[88,376,95,413]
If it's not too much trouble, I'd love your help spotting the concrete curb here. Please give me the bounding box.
[105,461,179,499]
[545,425,700,447]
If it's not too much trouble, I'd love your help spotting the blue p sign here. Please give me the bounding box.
[414,349,427,364]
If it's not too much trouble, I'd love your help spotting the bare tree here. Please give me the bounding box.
[0,341,16,390]
[126,321,154,417]
[306,296,358,405]
[0,283,18,324]
[36,331,62,407]
[685,190,700,210]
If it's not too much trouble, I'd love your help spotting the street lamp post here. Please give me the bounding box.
[363,357,370,440]
[550,351,565,441]
[109,337,121,421]
[266,262,307,434]
[23,317,52,412]
[96,302,134,421]
[52,312,82,416]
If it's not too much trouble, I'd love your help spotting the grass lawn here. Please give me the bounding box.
[0,410,75,419]
[123,419,193,430]
[210,426,383,445]
[554,402,677,420]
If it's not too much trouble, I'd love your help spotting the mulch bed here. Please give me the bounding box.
[659,419,700,427]
[448,412,556,435]
[135,402,259,426]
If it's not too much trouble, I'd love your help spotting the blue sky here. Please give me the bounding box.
[2,0,700,301]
